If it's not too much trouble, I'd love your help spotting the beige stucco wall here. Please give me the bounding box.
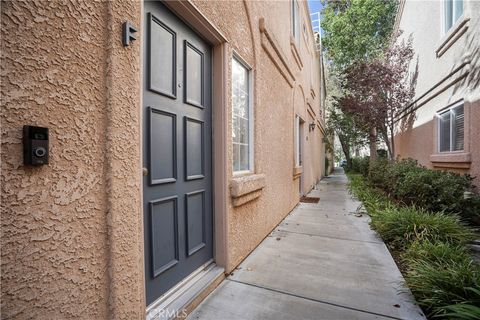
[1,0,325,318]
[1,1,144,319]
[192,0,326,269]
[394,0,480,186]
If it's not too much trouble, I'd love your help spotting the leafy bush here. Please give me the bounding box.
[348,174,480,319]
[350,156,369,176]
[395,169,476,216]
[348,173,393,216]
[367,158,391,189]
[377,149,388,158]
[366,158,480,222]
[369,206,475,249]
[403,243,480,317]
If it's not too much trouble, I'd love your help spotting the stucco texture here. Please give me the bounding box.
[394,0,480,186]
[193,0,325,271]
[1,1,143,319]
[2,0,325,317]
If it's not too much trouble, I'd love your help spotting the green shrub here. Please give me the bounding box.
[442,298,480,320]
[383,158,421,194]
[395,169,475,215]
[347,174,480,319]
[403,243,480,318]
[350,156,369,176]
[367,158,391,189]
[370,206,475,249]
[402,241,471,268]
[377,149,388,158]
[348,174,394,217]
[366,158,480,222]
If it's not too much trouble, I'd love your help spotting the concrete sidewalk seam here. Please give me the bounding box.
[275,228,385,245]
[226,278,406,320]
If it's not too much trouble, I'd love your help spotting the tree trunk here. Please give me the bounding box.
[369,127,377,163]
[339,135,352,169]
[379,127,393,161]
[389,123,396,162]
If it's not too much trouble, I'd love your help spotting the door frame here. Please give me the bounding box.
[140,0,229,311]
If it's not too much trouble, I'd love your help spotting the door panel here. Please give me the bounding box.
[184,117,204,180]
[148,14,176,98]
[149,108,177,185]
[143,1,213,306]
[184,41,204,108]
[150,196,179,277]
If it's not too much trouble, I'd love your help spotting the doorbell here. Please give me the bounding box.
[23,125,49,166]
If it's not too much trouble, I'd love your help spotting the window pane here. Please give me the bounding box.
[233,143,240,172]
[439,111,451,152]
[454,0,463,22]
[232,58,250,172]
[232,115,240,143]
[445,0,453,31]
[453,105,464,151]
[239,118,249,144]
[240,144,249,171]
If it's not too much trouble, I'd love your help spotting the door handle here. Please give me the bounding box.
[143,167,149,176]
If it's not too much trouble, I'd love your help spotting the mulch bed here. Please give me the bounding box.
[300,196,320,203]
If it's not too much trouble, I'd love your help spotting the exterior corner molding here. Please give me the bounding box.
[259,17,295,88]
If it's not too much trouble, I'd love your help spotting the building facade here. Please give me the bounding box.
[1,0,327,318]
[394,0,480,185]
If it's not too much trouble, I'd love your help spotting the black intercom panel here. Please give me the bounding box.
[23,125,49,166]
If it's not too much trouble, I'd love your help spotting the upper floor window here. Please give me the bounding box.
[232,56,253,172]
[292,0,300,44]
[444,0,463,32]
[438,101,464,152]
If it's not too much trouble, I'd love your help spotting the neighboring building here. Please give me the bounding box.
[1,0,327,319]
[394,0,480,185]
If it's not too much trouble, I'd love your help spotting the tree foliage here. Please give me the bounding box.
[321,0,413,162]
[340,34,415,159]
[324,65,367,167]
[321,0,398,70]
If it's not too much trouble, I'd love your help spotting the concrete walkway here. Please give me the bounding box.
[188,169,425,320]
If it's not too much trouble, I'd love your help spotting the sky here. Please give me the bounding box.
[307,0,323,15]
[307,0,324,35]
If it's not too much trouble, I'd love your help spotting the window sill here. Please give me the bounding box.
[293,166,302,179]
[430,152,471,169]
[436,15,470,58]
[230,173,266,207]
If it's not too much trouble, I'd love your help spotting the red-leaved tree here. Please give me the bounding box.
[339,33,415,161]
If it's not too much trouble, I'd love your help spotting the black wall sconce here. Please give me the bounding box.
[309,122,316,132]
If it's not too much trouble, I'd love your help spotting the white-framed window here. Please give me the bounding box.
[443,0,463,33]
[292,0,300,44]
[438,101,464,152]
[232,55,253,173]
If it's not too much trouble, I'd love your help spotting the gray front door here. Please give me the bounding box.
[143,1,213,306]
